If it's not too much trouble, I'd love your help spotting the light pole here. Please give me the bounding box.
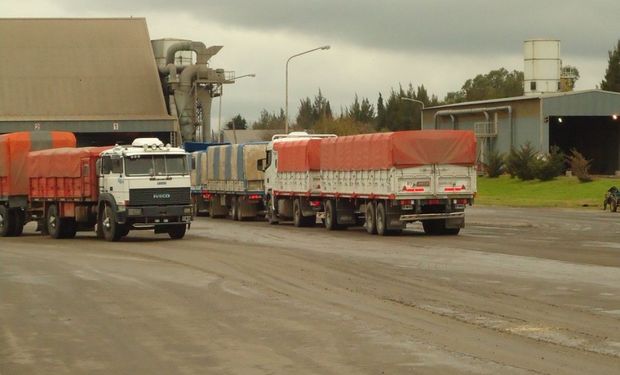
[400,97,425,129]
[218,73,256,144]
[285,45,330,134]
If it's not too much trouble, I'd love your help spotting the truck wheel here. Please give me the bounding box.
[168,224,186,239]
[267,204,279,225]
[365,202,377,235]
[293,199,304,227]
[422,220,440,235]
[375,202,387,236]
[231,197,238,221]
[324,200,341,231]
[0,205,15,237]
[47,204,65,239]
[100,204,121,242]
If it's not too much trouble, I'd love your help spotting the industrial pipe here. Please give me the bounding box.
[165,41,222,65]
[433,105,513,147]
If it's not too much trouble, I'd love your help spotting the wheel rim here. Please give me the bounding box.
[103,207,112,230]
[48,212,57,230]
[0,212,5,232]
[366,205,374,231]
[325,204,332,228]
[377,205,384,233]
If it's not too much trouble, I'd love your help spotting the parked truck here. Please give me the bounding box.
[0,132,192,241]
[258,130,477,235]
[200,143,268,220]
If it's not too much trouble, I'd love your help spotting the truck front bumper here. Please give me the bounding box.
[117,205,193,225]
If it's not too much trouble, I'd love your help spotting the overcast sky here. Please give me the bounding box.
[2,0,619,130]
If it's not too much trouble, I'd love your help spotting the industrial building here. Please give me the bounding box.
[0,18,232,146]
[423,90,620,174]
[423,39,620,175]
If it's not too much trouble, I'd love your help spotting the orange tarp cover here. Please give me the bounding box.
[0,132,76,196]
[273,139,322,172]
[28,147,111,178]
[320,130,477,171]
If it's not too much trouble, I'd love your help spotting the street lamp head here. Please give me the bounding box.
[320,45,331,50]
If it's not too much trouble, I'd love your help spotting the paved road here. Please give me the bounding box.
[1,206,619,374]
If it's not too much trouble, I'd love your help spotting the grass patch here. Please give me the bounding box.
[476,175,620,208]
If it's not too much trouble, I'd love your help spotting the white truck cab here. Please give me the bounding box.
[97,138,192,241]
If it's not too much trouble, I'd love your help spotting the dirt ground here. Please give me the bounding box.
[1,206,619,374]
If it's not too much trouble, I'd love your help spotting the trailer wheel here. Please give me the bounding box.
[0,205,15,237]
[267,204,279,225]
[293,199,304,227]
[376,202,387,236]
[100,204,121,242]
[324,200,342,231]
[47,204,64,239]
[231,197,238,221]
[365,202,377,235]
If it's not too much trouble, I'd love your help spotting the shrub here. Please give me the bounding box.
[568,149,593,182]
[506,142,537,180]
[534,146,565,181]
[485,149,505,178]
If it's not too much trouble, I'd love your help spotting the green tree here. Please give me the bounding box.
[296,97,314,129]
[346,94,375,123]
[444,68,524,104]
[601,40,620,92]
[252,109,285,130]
[376,93,386,130]
[225,114,247,130]
[295,89,333,129]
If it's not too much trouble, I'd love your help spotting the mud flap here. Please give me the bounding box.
[446,217,465,229]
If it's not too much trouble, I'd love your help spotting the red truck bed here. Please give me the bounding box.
[320,130,477,171]
[0,131,76,197]
[273,138,321,172]
[28,146,111,200]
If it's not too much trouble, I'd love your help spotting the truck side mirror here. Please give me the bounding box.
[257,158,266,172]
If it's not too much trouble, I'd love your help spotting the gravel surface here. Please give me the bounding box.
[1,206,619,374]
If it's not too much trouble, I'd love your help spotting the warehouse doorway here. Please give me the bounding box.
[549,115,620,175]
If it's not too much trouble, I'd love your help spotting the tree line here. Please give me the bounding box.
[224,39,620,135]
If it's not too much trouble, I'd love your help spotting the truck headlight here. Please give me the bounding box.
[127,208,143,216]
[183,207,192,215]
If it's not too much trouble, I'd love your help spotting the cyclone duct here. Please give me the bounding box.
[152,39,233,143]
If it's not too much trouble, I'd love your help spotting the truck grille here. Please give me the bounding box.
[129,187,191,206]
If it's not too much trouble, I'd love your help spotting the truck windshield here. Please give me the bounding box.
[125,155,188,176]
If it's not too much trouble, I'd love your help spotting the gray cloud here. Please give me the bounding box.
[57,0,619,59]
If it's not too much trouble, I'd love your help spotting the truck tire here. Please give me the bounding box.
[267,204,279,225]
[365,202,377,235]
[100,204,121,242]
[0,205,15,237]
[231,197,238,221]
[47,204,64,239]
[324,200,342,231]
[168,224,186,239]
[375,202,387,236]
[293,199,304,227]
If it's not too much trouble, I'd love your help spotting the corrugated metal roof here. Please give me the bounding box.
[0,18,172,122]
[425,89,620,110]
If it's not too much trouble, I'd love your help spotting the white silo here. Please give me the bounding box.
[523,39,561,95]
